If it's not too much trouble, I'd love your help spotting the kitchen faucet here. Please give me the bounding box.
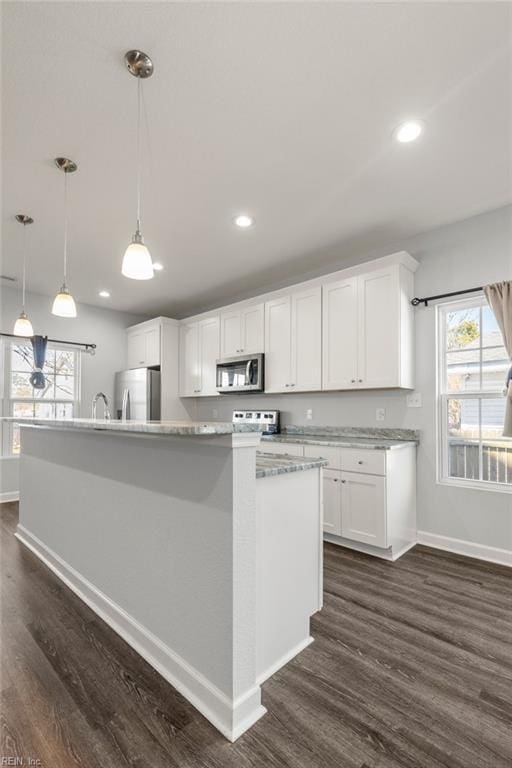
[92,392,111,420]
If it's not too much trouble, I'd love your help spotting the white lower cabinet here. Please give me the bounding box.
[322,469,342,536]
[340,471,386,547]
[304,442,416,560]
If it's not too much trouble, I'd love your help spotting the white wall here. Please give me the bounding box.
[0,285,145,496]
[195,205,512,552]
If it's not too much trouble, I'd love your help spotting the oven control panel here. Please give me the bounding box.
[232,409,280,435]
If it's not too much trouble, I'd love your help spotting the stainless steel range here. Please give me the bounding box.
[232,409,280,435]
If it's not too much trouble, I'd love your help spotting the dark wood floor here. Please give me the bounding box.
[1,502,511,768]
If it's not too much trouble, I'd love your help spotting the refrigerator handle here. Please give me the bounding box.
[121,387,130,421]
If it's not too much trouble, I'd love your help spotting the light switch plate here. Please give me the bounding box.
[376,408,385,422]
[306,409,313,420]
[406,393,422,408]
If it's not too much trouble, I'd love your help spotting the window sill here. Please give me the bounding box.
[438,477,512,494]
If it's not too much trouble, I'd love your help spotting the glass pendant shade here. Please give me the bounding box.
[13,311,34,337]
[52,284,77,318]
[122,238,154,280]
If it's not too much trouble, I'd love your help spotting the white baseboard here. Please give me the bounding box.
[15,524,266,741]
[0,491,19,503]
[417,530,512,568]
[256,636,313,686]
[324,534,416,562]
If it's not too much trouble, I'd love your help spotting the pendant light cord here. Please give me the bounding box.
[63,169,68,285]
[22,222,27,310]
[136,75,142,233]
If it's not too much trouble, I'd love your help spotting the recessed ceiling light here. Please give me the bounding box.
[234,214,254,228]
[394,120,424,143]
[152,262,164,271]
[99,290,111,298]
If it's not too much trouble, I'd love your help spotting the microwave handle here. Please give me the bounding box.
[245,358,253,385]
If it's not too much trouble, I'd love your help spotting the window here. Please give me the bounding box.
[3,341,80,455]
[438,297,512,489]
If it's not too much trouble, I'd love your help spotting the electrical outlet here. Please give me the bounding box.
[376,408,385,422]
[306,409,313,420]
[212,408,219,418]
[406,393,422,408]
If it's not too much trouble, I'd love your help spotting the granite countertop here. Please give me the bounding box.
[1,417,261,437]
[261,425,419,451]
[256,451,328,478]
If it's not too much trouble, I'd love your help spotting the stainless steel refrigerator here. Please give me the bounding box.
[114,368,161,421]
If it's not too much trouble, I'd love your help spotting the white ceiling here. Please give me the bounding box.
[2,1,511,318]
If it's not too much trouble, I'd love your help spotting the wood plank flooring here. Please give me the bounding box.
[1,501,511,767]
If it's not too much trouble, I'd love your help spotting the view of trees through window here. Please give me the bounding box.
[440,299,512,486]
[8,343,79,454]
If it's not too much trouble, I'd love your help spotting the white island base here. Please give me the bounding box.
[14,422,323,741]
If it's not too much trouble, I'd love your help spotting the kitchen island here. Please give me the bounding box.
[8,418,326,741]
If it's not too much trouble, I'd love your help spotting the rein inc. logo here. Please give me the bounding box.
[0,759,41,766]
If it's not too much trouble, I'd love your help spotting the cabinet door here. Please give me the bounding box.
[127,332,146,368]
[291,287,322,391]
[341,471,387,548]
[144,326,161,367]
[322,278,358,390]
[323,469,342,536]
[264,296,291,392]
[220,310,241,358]
[179,323,200,396]
[241,303,264,354]
[199,316,220,396]
[358,268,399,388]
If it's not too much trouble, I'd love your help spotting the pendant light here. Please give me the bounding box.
[13,214,34,337]
[52,157,77,318]
[121,49,154,280]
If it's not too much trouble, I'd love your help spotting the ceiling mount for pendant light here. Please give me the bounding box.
[52,157,78,318]
[122,49,154,281]
[13,214,34,337]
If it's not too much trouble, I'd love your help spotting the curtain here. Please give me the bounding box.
[484,282,512,437]
[30,335,48,390]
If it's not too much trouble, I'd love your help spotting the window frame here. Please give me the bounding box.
[1,338,81,457]
[436,295,512,493]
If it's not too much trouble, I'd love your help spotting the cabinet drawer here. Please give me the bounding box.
[261,442,305,457]
[303,444,341,470]
[341,448,385,476]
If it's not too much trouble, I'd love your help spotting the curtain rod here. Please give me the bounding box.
[0,331,96,354]
[411,286,483,307]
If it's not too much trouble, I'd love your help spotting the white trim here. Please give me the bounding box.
[256,636,313,686]
[324,533,416,561]
[0,491,19,503]
[438,476,512,494]
[15,524,266,741]
[181,251,418,324]
[417,530,512,567]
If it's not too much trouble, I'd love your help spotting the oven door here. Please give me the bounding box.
[216,354,264,393]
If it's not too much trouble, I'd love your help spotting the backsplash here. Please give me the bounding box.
[283,425,420,441]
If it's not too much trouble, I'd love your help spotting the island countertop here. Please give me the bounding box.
[256,451,328,478]
[2,417,262,436]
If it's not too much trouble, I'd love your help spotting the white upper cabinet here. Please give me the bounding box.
[323,261,415,390]
[179,322,200,396]
[241,303,264,355]
[179,315,220,397]
[322,277,358,389]
[220,302,264,358]
[265,286,321,393]
[199,315,220,396]
[127,319,161,369]
[291,287,322,391]
[264,295,292,392]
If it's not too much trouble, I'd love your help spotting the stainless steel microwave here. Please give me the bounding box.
[216,353,264,393]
